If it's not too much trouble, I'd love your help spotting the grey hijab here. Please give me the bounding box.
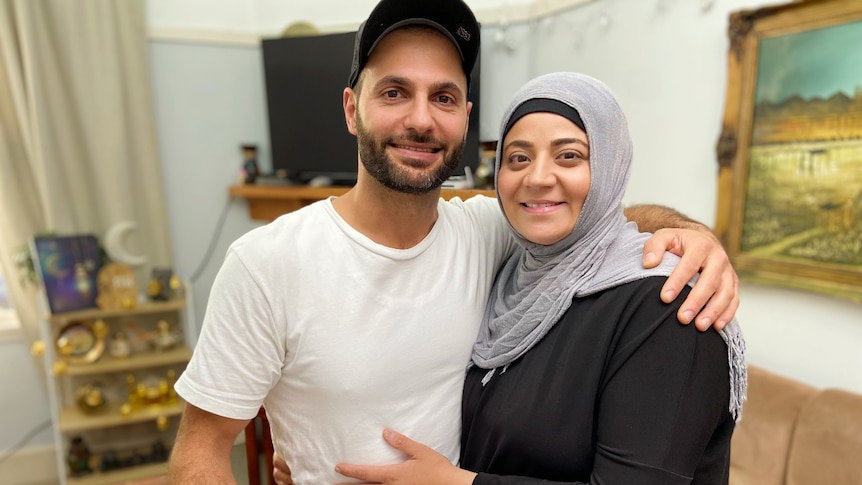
[471,72,746,420]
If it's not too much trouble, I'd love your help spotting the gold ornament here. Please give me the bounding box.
[55,321,105,365]
[30,340,45,357]
[154,320,180,352]
[92,319,109,338]
[75,383,107,414]
[156,415,169,431]
[52,360,68,375]
[96,263,138,310]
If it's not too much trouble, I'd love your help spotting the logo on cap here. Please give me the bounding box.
[456,26,471,42]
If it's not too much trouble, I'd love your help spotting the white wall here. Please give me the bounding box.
[148,0,862,399]
[151,0,862,395]
[0,336,53,457]
[525,0,862,392]
[147,0,559,36]
[149,40,268,327]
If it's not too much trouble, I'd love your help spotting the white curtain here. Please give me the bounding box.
[0,0,173,347]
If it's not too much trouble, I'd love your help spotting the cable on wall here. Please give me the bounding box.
[0,419,51,464]
[189,197,234,284]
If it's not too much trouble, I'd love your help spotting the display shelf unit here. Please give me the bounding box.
[40,298,192,485]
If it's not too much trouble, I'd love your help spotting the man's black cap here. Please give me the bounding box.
[347,0,480,90]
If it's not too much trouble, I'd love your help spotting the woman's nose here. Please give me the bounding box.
[524,157,555,187]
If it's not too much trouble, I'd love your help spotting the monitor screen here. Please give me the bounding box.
[261,32,481,186]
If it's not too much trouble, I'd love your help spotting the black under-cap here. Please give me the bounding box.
[502,98,586,141]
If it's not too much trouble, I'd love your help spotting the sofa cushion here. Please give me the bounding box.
[729,366,817,485]
[786,388,862,485]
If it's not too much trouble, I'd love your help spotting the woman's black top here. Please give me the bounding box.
[462,277,734,485]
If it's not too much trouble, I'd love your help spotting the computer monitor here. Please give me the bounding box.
[261,31,481,185]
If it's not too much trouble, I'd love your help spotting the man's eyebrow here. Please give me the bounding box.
[372,77,465,99]
[373,75,412,91]
[430,81,465,99]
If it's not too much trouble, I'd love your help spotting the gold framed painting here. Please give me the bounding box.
[715,0,862,302]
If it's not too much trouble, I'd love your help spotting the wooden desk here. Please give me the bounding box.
[244,407,274,485]
[229,184,495,221]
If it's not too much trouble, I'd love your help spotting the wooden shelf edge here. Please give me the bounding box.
[48,300,186,325]
[67,461,168,485]
[229,184,496,221]
[64,346,192,376]
[229,184,351,200]
[59,400,185,433]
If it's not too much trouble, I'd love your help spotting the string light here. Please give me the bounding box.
[496,0,710,53]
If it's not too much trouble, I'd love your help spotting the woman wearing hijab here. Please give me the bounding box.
[334,72,746,485]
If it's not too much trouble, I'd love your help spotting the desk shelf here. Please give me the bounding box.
[229,184,495,221]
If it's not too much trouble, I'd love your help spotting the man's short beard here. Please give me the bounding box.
[355,111,464,195]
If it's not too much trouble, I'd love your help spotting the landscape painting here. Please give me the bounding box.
[716,0,862,301]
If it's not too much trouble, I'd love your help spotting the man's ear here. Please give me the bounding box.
[344,87,358,135]
[464,100,473,139]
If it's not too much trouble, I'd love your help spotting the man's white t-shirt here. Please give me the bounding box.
[176,195,514,484]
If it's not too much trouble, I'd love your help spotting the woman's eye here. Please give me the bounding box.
[559,151,587,162]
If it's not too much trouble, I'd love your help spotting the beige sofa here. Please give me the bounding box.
[729,365,862,484]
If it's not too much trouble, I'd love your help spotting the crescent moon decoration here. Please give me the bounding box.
[104,221,149,267]
[43,253,70,279]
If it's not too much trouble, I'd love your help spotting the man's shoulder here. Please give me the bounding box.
[232,200,331,250]
[439,194,501,221]
[442,193,497,208]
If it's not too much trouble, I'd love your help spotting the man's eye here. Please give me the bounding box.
[438,95,453,104]
[384,90,400,98]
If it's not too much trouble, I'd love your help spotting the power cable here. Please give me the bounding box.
[0,419,52,464]
[190,197,234,284]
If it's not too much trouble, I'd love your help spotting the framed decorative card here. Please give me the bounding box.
[32,235,102,313]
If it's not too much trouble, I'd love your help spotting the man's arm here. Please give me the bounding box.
[624,204,739,332]
[169,403,249,484]
[623,204,707,234]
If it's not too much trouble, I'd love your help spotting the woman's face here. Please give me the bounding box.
[497,112,591,245]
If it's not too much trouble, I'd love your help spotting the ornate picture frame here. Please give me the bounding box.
[715,0,862,302]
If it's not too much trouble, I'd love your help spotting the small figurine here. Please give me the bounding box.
[148,268,174,301]
[125,374,138,408]
[241,144,260,184]
[139,375,165,405]
[154,320,180,352]
[109,331,132,358]
[75,382,107,415]
[168,273,184,299]
[151,440,168,462]
[67,436,92,476]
